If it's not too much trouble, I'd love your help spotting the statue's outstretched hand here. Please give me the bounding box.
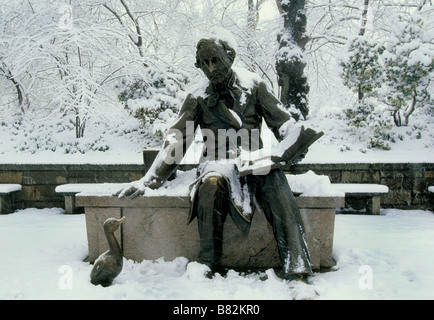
[114,184,145,199]
[113,179,161,199]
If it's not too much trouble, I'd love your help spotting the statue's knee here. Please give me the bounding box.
[200,175,226,195]
[205,175,223,185]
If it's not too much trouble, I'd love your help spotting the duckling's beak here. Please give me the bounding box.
[118,216,126,225]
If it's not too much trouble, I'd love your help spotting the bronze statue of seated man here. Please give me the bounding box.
[117,31,323,283]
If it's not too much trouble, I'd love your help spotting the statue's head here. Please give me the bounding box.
[195,37,236,85]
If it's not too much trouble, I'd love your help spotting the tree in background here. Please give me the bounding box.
[1,0,432,155]
[275,0,309,120]
[118,66,189,137]
[340,36,393,150]
[340,36,384,102]
[336,1,433,151]
[382,13,433,127]
[340,6,433,128]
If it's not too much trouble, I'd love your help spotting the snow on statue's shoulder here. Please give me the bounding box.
[233,67,262,90]
[190,78,209,98]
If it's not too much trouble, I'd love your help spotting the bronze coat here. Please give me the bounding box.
[146,68,294,234]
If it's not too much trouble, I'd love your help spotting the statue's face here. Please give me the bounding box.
[197,43,232,85]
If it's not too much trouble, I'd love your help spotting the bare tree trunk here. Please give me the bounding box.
[359,0,370,36]
[76,115,86,138]
[246,0,266,72]
[10,75,26,113]
[247,0,258,30]
[0,64,28,113]
[392,93,417,127]
[103,0,146,61]
[275,0,309,120]
[246,0,258,72]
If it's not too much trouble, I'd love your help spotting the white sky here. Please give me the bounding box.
[259,1,279,21]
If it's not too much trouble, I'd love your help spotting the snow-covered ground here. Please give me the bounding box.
[0,207,432,300]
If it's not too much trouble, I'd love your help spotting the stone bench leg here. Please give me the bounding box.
[367,196,381,215]
[0,195,6,214]
[64,195,77,214]
[0,194,14,214]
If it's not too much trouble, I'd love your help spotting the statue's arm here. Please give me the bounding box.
[256,81,295,142]
[255,82,314,165]
[116,94,199,198]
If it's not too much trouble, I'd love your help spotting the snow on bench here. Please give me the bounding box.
[285,171,389,215]
[55,183,129,214]
[286,172,388,214]
[56,170,330,215]
[331,183,389,215]
[58,170,341,214]
[331,183,389,195]
[0,184,22,194]
[56,171,388,215]
[0,184,22,214]
[429,186,434,193]
[55,183,130,195]
[286,171,344,197]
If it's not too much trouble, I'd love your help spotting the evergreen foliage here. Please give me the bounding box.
[118,67,189,137]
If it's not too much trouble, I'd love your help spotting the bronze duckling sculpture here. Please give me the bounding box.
[90,217,125,287]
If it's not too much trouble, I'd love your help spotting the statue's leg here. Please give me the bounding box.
[254,169,312,279]
[196,175,229,272]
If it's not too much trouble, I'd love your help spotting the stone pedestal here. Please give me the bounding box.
[76,194,344,270]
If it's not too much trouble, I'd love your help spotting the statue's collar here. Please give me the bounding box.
[206,70,235,95]
[205,70,241,108]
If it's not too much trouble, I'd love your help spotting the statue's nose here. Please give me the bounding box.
[206,61,216,73]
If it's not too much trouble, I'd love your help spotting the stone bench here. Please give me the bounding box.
[76,171,344,271]
[429,186,434,209]
[0,184,22,214]
[55,183,129,214]
[331,183,389,215]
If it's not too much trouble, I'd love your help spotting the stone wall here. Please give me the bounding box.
[0,161,433,211]
[0,164,144,209]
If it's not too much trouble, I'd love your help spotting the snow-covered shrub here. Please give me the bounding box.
[344,101,375,128]
[382,14,434,127]
[118,67,189,137]
[367,118,394,151]
[344,100,394,150]
[340,36,385,101]
[3,115,110,154]
[340,12,433,149]
[340,36,393,150]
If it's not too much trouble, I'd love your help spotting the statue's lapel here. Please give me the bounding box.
[217,101,242,129]
[231,86,245,119]
[203,81,243,129]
